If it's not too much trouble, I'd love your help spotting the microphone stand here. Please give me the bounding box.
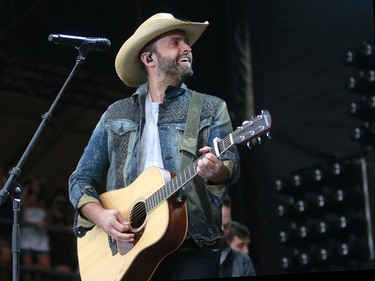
[0,45,94,281]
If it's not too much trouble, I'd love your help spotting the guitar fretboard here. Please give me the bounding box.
[145,132,234,213]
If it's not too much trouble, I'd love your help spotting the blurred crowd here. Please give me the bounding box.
[0,162,79,281]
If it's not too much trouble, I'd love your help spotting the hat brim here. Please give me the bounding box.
[115,13,209,87]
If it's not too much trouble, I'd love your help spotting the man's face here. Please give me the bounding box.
[221,205,231,238]
[229,235,250,254]
[154,30,194,83]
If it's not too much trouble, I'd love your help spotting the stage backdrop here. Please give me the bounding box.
[231,0,375,275]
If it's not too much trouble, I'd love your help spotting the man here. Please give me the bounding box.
[68,13,240,281]
[220,194,256,277]
[228,220,251,254]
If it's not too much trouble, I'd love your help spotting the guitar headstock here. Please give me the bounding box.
[232,110,273,146]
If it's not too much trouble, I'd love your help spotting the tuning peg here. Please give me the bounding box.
[247,142,253,149]
[242,120,253,126]
[266,132,272,139]
[247,137,261,149]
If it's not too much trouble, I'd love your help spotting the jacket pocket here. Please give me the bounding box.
[106,119,138,136]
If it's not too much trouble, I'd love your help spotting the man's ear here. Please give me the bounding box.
[141,52,153,64]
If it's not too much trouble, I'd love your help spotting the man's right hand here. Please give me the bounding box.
[80,202,135,243]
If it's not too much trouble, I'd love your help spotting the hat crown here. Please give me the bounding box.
[147,13,176,21]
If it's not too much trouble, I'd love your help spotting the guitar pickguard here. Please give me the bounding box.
[117,227,145,255]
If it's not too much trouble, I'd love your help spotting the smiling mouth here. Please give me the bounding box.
[179,57,190,63]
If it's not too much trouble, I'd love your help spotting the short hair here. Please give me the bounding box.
[138,40,157,73]
[227,220,250,242]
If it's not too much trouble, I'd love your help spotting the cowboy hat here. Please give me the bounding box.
[115,13,209,87]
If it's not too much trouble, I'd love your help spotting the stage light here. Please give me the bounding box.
[324,187,364,212]
[348,96,375,121]
[325,160,362,186]
[351,122,375,147]
[346,40,375,148]
[274,169,325,197]
[274,155,373,273]
[344,41,375,71]
[324,213,368,237]
[273,174,306,196]
[347,71,375,97]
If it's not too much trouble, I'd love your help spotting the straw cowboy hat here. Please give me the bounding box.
[115,13,209,87]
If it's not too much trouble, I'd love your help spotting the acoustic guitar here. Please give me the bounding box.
[77,110,273,281]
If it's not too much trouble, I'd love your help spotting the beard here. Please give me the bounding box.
[157,55,194,83]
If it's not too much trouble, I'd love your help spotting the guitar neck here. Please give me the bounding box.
[145,133,234,213]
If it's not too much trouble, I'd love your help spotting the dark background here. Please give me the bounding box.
[0,0,374,278]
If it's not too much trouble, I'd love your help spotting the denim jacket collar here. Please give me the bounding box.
[131,82,187,103]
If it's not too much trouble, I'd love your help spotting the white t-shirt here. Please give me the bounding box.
[138,94,164,174]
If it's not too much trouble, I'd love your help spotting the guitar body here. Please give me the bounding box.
[77,166,188,281]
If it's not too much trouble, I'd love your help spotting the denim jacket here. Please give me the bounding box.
[69,82,240,247]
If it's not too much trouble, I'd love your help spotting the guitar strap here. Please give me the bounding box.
[176,91,204,202]
[179,91,216,236]
[180,91,204,170]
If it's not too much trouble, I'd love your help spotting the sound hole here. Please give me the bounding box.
[130,201,146,229]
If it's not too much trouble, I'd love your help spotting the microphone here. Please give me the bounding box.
[48,34,111,52]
